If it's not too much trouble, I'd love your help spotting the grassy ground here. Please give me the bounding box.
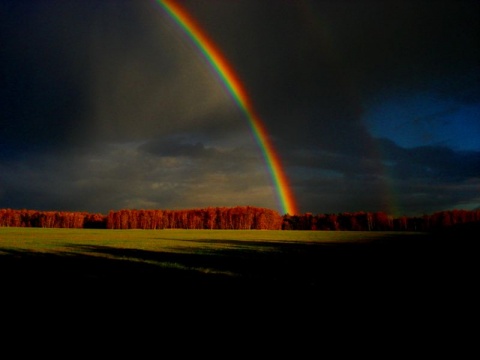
[1,226,475,332]
[1,226,472,354]
[2,226,475,311]
[0,228,444,291]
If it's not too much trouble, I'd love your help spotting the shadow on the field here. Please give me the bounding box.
[2,231,475,331]
[0,232,453,298]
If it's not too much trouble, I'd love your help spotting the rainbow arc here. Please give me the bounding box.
[158,0,298,215]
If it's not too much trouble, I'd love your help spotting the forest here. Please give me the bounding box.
[0,206,479,232]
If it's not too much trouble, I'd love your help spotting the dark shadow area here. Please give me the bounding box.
[0,233,471,339]
[1,231,475,332]
[1,231,462,302]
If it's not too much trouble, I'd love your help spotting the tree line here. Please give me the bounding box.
[282,209,480,231]
[0,206,282,230]
[0,207,479,231]
[105,206,283,230]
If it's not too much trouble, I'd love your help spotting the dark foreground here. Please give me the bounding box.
[1,226,475,299]
[1,226,476,345]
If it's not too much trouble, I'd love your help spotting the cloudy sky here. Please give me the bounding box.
[1,0,479,216]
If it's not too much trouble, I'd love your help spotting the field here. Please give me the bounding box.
[2,226,476,333]
[0,227,450,296]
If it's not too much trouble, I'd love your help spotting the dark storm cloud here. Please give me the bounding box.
[176,1,480,226]
[0,0,243,150]
[141,137,218,158]
[189,0,372,152]
[0,139,273,212]
[1,0,479,215]
[1,0,267,212]
[183,0,479,138]
[139,136,263,174]
[378,138,480,181]
[0,1,110,153]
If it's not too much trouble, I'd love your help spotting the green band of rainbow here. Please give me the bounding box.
[157,0,298,215]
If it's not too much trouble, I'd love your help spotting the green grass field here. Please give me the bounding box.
[0,226,429,251]
[2,226,475,330]
[3,226,474,335]
[1,227,472,338]
[1,227,440,291]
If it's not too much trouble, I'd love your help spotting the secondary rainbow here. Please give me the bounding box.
[157,0,298,215]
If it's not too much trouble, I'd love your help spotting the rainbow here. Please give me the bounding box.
[157,0,298,215]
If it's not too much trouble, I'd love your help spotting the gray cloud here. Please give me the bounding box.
[0,137,275,213]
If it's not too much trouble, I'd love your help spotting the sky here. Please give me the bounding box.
[1,0,479,216]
